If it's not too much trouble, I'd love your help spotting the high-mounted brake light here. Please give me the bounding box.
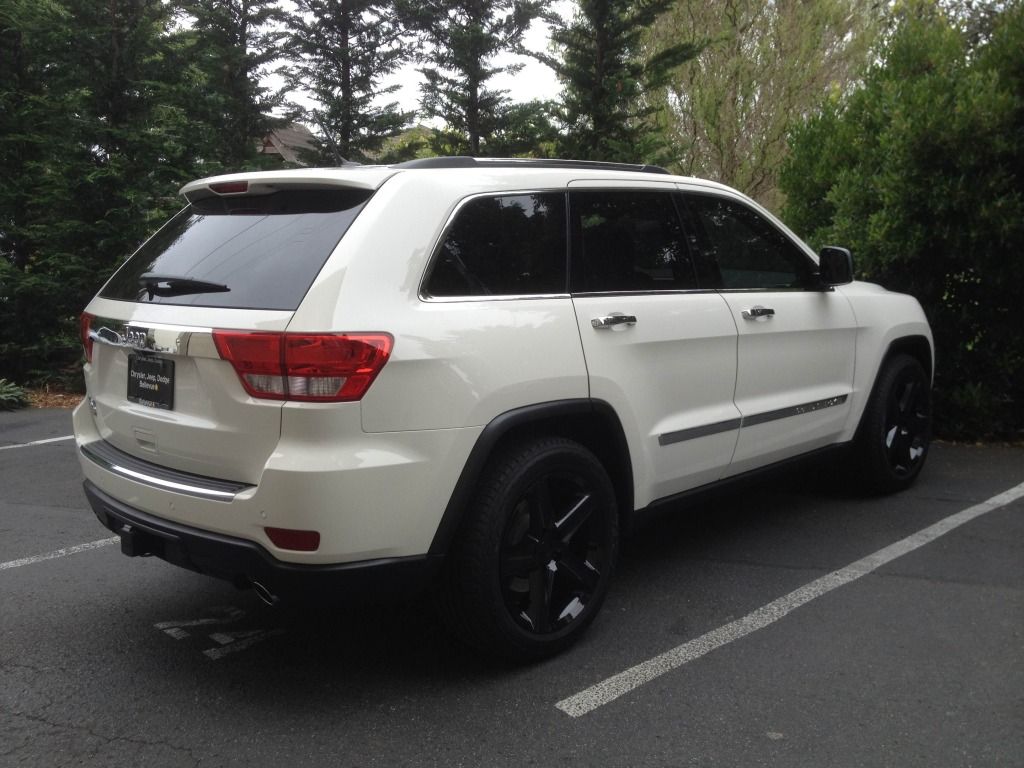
[80,312,95,363]
[212,331,393,402]
[209,181,249,195]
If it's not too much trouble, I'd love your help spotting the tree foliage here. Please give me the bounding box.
[647,0,879,211]
[780,1,1024,438]
[0,0,298,385]
[542,0,701,163]
[288,0,412,163]
[179,0,290,170]
[0,0,206,384]
[405,0,541,156]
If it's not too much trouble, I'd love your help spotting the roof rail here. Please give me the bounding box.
[392,156,671,175]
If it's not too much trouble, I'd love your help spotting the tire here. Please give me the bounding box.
[437,437,619,661]
[853,354,932,494]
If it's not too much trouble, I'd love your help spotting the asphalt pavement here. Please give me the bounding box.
[1,407,1022,767]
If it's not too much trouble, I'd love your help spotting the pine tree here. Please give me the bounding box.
[288,0,412,163]
[541,0,700,163]
[180,0,290,170]
[405,0,542,155]
[0,0,206,382]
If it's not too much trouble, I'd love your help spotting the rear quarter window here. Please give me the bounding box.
[423,193,568,297]
[100,188,371,310]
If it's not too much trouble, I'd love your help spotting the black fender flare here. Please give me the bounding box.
[427,399,632,556]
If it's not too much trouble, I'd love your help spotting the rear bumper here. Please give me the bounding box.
[84,481,441,600]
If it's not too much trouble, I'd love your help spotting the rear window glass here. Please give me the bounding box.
[100,188,372,310]
[424,193,567,297]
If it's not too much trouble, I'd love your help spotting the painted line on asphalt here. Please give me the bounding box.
[0,537,119,571]
[556,480,1024,718]
[0,435,75,451]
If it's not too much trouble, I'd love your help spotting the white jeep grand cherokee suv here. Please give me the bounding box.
[75,157,933,660]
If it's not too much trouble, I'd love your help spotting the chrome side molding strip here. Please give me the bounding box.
[659,395,849,447]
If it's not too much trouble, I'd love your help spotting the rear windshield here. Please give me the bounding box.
[100,188,372,310]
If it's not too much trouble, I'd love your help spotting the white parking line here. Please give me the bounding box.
[0,537,119,571]
[556,480,1024,718]
[0,435,75,451]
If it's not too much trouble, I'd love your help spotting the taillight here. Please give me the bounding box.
[80,312,95,363]
[212,331,392,402]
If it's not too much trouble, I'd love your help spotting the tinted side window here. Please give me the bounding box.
[570,190,697,293]
[100,189,371,310]
[424,193,567,297]
[683,193,813,290]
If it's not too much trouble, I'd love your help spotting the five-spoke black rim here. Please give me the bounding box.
[883,370,930,476]
[499,471,610,635]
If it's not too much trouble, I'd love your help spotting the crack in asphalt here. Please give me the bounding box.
[0,707,203,768]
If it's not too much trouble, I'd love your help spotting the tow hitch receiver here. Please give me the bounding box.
[118,523,157,557]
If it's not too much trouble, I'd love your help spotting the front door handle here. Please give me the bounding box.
[591,313,637,329]
[741,306,775,320]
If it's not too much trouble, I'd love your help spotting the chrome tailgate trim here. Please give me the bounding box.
[81,440,252,501]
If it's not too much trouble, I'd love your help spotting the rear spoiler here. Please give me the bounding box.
[180,168,399,203]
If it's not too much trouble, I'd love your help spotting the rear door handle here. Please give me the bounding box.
[591,313,637,329]
[741,306,775,320]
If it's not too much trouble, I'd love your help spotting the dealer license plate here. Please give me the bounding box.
[127,354,175,410]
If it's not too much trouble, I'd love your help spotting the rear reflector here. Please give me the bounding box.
[264,527,321,551]
[80,312,95,363]
[212,331,392,402]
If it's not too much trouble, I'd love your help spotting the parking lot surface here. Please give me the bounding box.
[2,408,1022,767]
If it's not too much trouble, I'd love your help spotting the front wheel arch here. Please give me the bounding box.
[852,352,932,494]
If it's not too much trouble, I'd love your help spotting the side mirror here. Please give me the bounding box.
[818,246,853,287]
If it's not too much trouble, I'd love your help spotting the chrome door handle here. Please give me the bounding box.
[591,313,637,329]
[741,306,775,320]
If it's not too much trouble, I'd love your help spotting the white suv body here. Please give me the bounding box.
[75,159,933,658]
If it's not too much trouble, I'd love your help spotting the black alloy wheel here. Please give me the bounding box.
[882,364,930,478]
[499,470,610,635]
[438,437,618,661]
[855,353,932,493]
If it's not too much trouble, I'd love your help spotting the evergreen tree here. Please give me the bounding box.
[541,0,700,163]
[288,0,412,162]
[180,0,289,170]
[0,0,214,383]
[405,0,542,155]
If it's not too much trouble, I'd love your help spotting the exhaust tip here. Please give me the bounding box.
[251,580,280,607]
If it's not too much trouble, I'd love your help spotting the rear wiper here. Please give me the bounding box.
[141,273,230,300]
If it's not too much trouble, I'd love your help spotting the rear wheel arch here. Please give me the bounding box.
[429,399,634,558]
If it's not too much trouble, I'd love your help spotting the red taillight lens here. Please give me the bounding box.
[212,331,392,402]
[80,312,95,363]
[264,526,320,551]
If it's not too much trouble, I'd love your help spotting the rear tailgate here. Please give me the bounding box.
[83,304,290,485]
[80,174,388,485]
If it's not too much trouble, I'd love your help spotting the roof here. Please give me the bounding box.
[259,123,319,165]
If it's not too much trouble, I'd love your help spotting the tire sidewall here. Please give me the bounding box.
[468,438,619,659]
[857,354,932,492]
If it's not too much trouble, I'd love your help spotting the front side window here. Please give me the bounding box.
[423,193,567,297]
[683,193,814,290]
[570,190,697,293]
